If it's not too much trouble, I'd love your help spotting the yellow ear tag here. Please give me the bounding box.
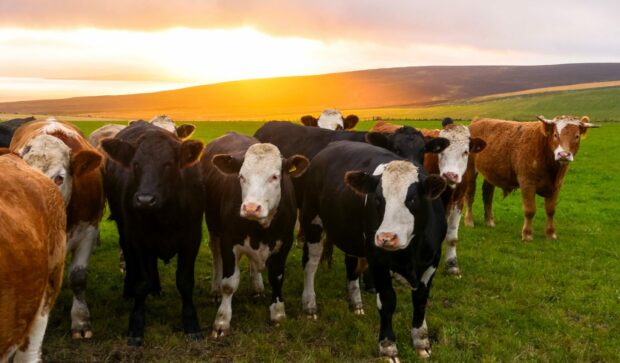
[288,165,297,173]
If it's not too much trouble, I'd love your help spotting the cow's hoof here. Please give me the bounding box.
[185,332,204,341]
[210,328,226,339]
[417,348,431,358]
[252,292,266,301]
[485,220,496,228]
[379,339,398,361]
[304,312,318,320]
[522,234,533,242]
[447,267,462,278]
[546,233,557,240]
[127,336,143,346]
[270,301,286,324]
[464,219,474,228]
[351,307,365,315]
[383,357,401,363]
[72,328,93,339]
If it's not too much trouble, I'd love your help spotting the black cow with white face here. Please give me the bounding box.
[202,132,309,338]
[0,116,35,147]
[101,121,205,346]
[300,140,447,361]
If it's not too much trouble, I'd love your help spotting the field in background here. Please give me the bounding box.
[39,120,620,362]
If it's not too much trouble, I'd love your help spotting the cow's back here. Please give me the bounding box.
[0,155,66,357]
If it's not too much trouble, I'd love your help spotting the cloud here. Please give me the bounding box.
[1,0,619,57]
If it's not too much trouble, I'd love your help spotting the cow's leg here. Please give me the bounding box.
[127,254,152,346]
[176,242,202,340]
[444,205,462,276]
[249,261,265,299]
[267,240,292,325]
[301,228,323,319]
[209,234,223,299]
[345,255,364,315]
[12,300,49,363]
[67,223,97,339]
[544,192,559,240]
[373,266,399,362]
[463,171,478,227]
[482,179,496,227]
[411,265,437,358]
[520,184,537,241]
[211,241,240,338]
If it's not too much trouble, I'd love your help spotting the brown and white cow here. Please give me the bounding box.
[370,119,487,275]
[301,109,359,130]
[462,115,599,241]
[10,117,104,339]
[0,154,66,362]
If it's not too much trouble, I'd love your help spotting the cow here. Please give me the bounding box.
[101,121,205,345]
[462,115,599,241]
[300,109,359,130]
[371,118,487,275]
[201,132,309,337]
[0,154,66,362]
[10,117,104,339]
[88,115,195,152]
[0,116,35,147]
[300,141,447,360]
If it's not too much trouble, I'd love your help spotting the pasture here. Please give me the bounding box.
[41,120,619,362]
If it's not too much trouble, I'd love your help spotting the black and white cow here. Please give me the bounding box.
[301,140,447,360]
[0,116,35,147]
[300,109,359,130]
[202,132,309,337]
[101,121,205,346]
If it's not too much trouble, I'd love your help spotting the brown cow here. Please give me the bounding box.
[301,109,359,130]
[370,119,487,275]
[463,115,599,241]
[10,117,104,339]
[0,154,66,362]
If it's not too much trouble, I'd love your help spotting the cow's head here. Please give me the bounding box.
[20,134,102,206]
[102,128,203,210]
[436,123,486,187]
[212,143,309,228]
[301,109,359,130]
[365,126,450,164]
[128,116,196,140]
[538,115,599,164]
[346,160,446,250]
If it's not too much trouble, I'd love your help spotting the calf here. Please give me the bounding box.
[300,109,359,130]
[0,116,35,147]
[371,119,487,275]
[462,115,599,240]
[301,141,447,360]
[202,132,309,337]
[10,118,103,339]
[102,121,204,345]
[0,154,66,362]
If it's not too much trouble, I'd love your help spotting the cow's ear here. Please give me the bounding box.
[284,155,310,178]
[180,140,204,168]
[425,137,449,154]
[301,115,318,127]
[101,138,135,167]
[537,115,555,136]
[365,132,389,148]
[469,137,486,153]
[176,124,196,140]
[212,154,243,175]
[345,170,380,196]
[343,115,359,130]
[423,175,447,200]
[71,150,103,177]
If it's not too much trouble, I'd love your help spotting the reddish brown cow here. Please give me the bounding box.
[10,117,104,339]
[463,116,599,241]
[0,154,66,362]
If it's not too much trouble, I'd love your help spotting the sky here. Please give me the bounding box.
[0,0,618,101]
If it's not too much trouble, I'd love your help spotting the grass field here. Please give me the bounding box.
[40,120,620,362]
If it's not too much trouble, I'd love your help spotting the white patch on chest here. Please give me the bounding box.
[232,236,282,271]
[317,109,344,130]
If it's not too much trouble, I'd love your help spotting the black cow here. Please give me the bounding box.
[0,116,35,147]
[202,132,309,337]
[101,121,205,346]
[300,140,447,360]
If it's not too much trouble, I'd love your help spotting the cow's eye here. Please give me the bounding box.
[53,174,64,185]
[554,132,560,139]
[463,151,469,156]
[239,174,246,182]
[270,174,279,182]
[575,134,580,140]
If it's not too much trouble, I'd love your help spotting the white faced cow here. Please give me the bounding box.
[301,109,359,130]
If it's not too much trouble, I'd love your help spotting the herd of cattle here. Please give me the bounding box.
[0,109,598,362]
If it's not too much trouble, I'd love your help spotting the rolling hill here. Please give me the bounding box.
[0,63,619,120]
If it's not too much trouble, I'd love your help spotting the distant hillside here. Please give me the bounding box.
[0,63,619,120]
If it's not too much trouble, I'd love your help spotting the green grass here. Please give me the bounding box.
[41,120,620,362]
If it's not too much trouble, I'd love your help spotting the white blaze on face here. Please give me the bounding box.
[238,143,283,227]
[317,109,344,130]
[20,134,73,206]
[375,161,419,250]
[437,125,471,186]
[149,115,177,134]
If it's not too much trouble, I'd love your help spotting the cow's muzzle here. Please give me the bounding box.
[241,202,265,219]
[134,193,158,209]
[556,151,573,163]
[375,232,400,250]
[442,172,459,186]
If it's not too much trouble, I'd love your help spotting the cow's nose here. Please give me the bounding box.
[135,194,158,208]
[242,202,262,217]
[375,232,399,249]
[557,151,573,162]
[442,172,459,184]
